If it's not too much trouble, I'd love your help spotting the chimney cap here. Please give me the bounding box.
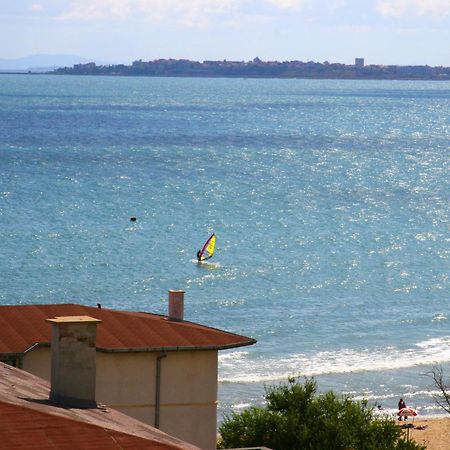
[46,316,102,324]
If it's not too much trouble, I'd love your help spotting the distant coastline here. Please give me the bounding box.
[48,57,450,80]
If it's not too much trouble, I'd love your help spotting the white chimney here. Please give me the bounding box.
[46,315,101,408]
[168,290,184,321]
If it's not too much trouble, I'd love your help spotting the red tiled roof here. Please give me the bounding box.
[0,304,256,355]
[0,362,201,450]
[0,402,187,449]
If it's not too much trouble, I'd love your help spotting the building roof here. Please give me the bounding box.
[0,362,201,450]
[0,304,256,355]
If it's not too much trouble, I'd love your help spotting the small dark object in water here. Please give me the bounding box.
[130,217,137,222]
[97,303,102,309]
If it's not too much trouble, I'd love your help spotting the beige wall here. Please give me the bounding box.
[159,351,218,449]
[23,346,51,381]
[23,348,218,450]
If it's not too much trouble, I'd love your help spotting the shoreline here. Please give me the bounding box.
[1,72,450,81]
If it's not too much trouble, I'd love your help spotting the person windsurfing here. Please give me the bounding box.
[197,233,216,262]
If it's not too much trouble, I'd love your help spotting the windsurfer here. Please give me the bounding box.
[197,233,216,262]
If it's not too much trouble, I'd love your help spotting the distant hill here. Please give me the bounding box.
[0,54,108,72]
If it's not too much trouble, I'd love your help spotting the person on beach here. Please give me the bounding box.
[398,398,407,421]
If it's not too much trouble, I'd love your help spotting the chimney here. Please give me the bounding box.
[168,289,184,321]
[46,315,101,408]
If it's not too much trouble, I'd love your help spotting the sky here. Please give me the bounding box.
[0,0,449,66]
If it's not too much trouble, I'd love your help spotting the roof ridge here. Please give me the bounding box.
[0,304,256,354]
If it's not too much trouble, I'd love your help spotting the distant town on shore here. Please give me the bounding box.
[52,57,450,80]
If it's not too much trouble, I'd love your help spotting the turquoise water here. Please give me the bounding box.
[0,75,449,419]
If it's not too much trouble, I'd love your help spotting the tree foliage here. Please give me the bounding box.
[218,377,425,450]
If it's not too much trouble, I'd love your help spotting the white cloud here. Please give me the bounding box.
[136,0,239,27]
[377,0,450,17]
[60,0,132,20]
[337,24,375,33]
[59,0,239,23]
[30,4,43,12]
[267,0,309,11]
[59,0,311,24]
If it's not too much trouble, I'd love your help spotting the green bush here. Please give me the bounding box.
[218,377,425,450]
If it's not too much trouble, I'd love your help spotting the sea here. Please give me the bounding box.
[0,74,449,420]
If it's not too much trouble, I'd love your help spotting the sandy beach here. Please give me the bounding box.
[401,417,450,450]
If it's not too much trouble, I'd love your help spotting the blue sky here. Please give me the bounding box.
[1,0,449,65]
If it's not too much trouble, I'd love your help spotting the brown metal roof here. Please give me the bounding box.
[0,362,201,450]
[0,304,256,355]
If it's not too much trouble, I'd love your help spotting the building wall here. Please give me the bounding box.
[22,348,218,450]
[159,351,218,449]
[96,350,218,450]
[22,346,51,381]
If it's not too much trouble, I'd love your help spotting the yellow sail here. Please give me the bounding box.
[199,233,216,260]
[205,234,216,257]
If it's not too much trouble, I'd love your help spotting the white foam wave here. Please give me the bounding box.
[432,314,447,322]
[415,336,450,349]
[232,403,252,410]
[219,337,450,383]
[349,389,441,402]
